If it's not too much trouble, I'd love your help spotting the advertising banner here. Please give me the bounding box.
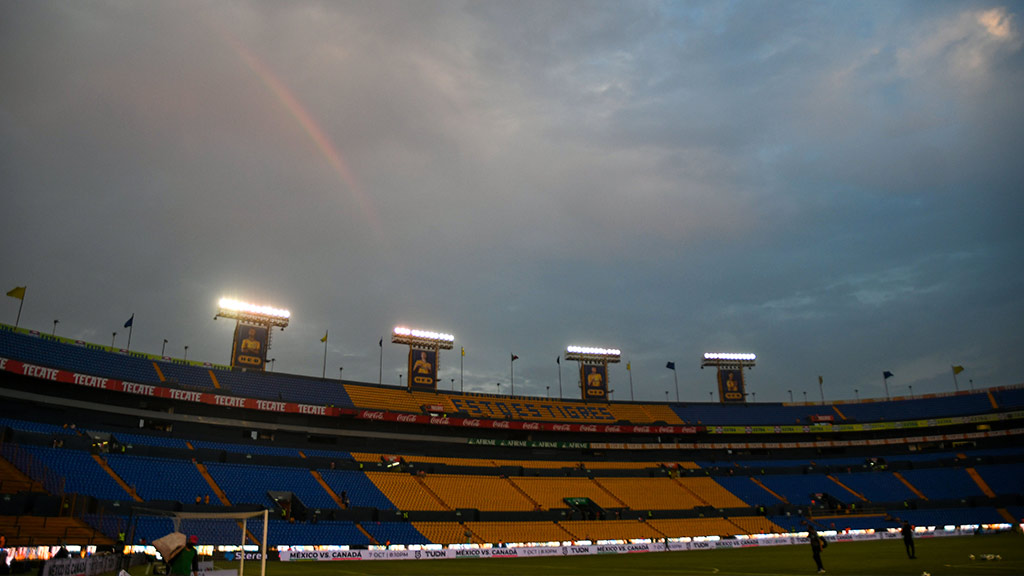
[581,362,608,401]
[717,368,745,403]
[408,348,438,391]
[231,323,268,371]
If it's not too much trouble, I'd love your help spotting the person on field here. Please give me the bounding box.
[901,521,916,559]
[807,527,827,573]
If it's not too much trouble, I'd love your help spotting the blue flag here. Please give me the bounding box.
[666,361,676,370]
[123,314,135,328]
[883,371,894,379]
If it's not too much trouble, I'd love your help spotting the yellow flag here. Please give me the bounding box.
[627,362,631,371]
[320,331,328,343]
[461,346,465,357]
[6,286,26,300]
[952,365,964,375]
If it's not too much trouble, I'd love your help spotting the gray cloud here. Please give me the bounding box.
[2,1,1022,404]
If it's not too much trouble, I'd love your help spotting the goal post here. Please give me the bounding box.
[127,507,269,576]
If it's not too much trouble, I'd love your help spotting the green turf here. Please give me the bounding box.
[121,532,1023,576]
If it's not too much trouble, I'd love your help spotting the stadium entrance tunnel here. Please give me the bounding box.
[269,491,307,522]
[564,497,606,520]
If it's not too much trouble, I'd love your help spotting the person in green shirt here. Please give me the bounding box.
[167,536,198,576]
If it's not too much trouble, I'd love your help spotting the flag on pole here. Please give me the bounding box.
[511,354,519,361]
[627,362,631,371]
[123,314,134,328]
[462,346,465,357]
[379,337,383,347]
[818,375,823,385]
[556,356,560,365]
[6,286,26,300]
[321,331,328,343]
[883,371,894,379]
[666,361,676,370]
[952,365,965,375]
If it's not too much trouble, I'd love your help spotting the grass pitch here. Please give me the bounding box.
[124,532,1022,576]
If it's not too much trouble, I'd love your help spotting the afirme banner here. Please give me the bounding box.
[278,528,985,562]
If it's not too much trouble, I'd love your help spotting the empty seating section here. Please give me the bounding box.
[211,370,354,408]
[299,448,353,460]
[465,521,574,544]
[204,463,336,509]
[512,477,622,509]
[642,403,687,424]
[837,394,994,422]
[894,507,1006,527]
[154,362,218,390]
[20,446,130,501]
[422,474,535,511]
[350,452,696,470]
[991,387,1024,409]
[0,330,159,384]
[105,454,210,502]
[830,472,916,502]
[1,516,114,546]
[559,519,664,540]
[713,477,782,506]
[190,440,302,458]
[0,417,80,437]
[361,522,430,546]
[413,521,479,545]
[364,472,439,511]
[754,474,855,506]
[317,469,395,510]
[678,478,750,508]
[897,468,986,500]
[343,385,428,413]
[973,463,1024,496]
[109,431,190,450]
[594,477,698,510]
[649,517,774,538]
[672,403,823,426]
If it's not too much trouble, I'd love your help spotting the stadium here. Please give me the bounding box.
[1,309,1022,575]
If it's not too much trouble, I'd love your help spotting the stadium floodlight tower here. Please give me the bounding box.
[392,326,454,392]
[215,298,290,372]
[701,352,756,403]
[565,345,621,402]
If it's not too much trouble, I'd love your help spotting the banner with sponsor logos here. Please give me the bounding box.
[3,356,1024,448]
[407,348,438,391]
[231,323,268,371]
[278,529,991,562]
[581,362,609,402]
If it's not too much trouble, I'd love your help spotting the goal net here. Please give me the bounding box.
[128,508,269,576]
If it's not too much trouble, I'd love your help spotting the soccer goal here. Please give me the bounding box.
[127,507,269,576]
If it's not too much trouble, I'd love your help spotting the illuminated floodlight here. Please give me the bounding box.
[565,345,622,363]
[391,326,455,349]
[701,352,756,368]
[216,298,291,328]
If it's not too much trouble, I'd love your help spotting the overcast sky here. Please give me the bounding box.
[3,1,1023,404]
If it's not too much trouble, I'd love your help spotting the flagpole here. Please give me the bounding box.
[557,356,563,399]
[673,367,679,402]
[322,332,328,379]
[818,376,825,405]
[510,354,515,396]
[951,366,959,392]
[628,361,634,401]
[126,324,134,351]
[378,337,383,385]
[460,347,464,392]
[15,296,24,329]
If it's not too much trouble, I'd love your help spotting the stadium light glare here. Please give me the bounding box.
[565,345,622,363]
[216,297,291,328]
[391,326,455,349]
[218,298,290,320]
[703,353,756,361]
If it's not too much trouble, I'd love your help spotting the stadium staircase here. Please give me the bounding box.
[194,461,231,505]
[749,477,787,503]
[891,471,928,500]
[91,454,143,502]
[826,474,868,502]
[309,470,347,508]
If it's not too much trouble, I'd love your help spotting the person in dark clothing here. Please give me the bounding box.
[808,528,826,573]
[901,521,916,558]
